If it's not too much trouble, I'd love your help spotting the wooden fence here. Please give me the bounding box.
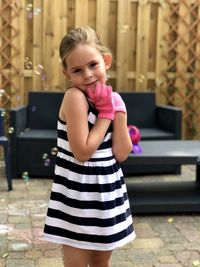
[0,0,200,139]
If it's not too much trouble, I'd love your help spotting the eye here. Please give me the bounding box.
[73,68,81,73]
[90,62,98,68]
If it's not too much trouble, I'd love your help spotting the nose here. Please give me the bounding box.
[84,68,93,80]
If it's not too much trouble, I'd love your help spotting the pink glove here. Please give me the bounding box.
[86,83,115,120]
[112,92,126,113]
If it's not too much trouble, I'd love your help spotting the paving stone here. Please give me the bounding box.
[158,255,178,263]
[38,257,63,267]
[6,259,35,267]
[132,238,165,249]
[175,250,200,267]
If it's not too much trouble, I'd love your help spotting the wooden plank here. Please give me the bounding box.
[135,0,150,91]
[57,1,68,91]
[75,0,88,27]
[42,0,54,91]
[127,1,137,91]
[193,2,200,139]
[116,0,130,91]
[0,0,3,94]
[96,0,109,45]
[33,0,42,91]
[155,0,170,104]
[176,2,190,138]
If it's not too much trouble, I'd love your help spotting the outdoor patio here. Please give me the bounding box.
[0,163,200,267]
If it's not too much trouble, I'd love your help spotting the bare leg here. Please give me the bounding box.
[89,250,112,267]
[62,245,91,267]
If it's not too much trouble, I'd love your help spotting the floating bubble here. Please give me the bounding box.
[31,105,36,112]
[51,147,58,155]
[42,153,48,160]
[41,73,46,81]
[34,64,44,75]
[26,3,33,11]
[0,88,5,95]
[1,110,6,117]
[8,127,14,134]
[24,57,33,69]
[26,61,33,69]
[44,158,50,167]
[34,7,41,16]
[22,171,29,183]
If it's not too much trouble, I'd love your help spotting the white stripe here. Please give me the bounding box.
[43,231,136,251]
[57,139,113,158]
[88,112,96,124]
[48,198,131,219]
[55,165,123,184]
[56,150,116,166]
[52,183,127,202]
[58,120,66,130]
[45,214,133,236]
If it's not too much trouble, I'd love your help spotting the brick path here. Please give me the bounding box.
[0,164,200,267]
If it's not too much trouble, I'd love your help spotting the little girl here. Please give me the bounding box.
[43,26,135,267]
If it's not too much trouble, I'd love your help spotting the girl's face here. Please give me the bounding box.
[63,43,112,92]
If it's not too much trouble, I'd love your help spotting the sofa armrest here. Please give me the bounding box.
[156,105,182,139]
[0,108,6,136]
[10,105,28,136]
[9,105,28,178]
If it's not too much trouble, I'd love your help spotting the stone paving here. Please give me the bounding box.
[0,164,200,267]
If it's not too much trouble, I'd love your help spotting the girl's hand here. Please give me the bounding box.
[112,92,126,114]
[86,83,115,120]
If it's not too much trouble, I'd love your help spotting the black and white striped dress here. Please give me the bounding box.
[43,103,135,250]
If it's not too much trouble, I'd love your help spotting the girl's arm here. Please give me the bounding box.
[112,112,132,162]
[59,87,111,162]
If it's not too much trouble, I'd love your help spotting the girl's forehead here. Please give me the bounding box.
[66,44,103,66]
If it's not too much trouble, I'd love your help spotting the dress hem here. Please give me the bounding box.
[43,232,136,251]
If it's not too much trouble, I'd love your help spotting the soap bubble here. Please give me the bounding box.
[44,158,51,167]
[8,127,14,134]
[0,89,5,97]
[22,171,29,183]
[31,105,36,112]
[24,57,33,69]
[26,3,33,11]
[51,147,58,155]
[1,110,6,117]
[34,64,44,75]
[42,153,48,160]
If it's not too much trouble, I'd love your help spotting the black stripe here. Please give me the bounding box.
[44,223,134,244]
[57,146,115,162]
[53,174,125,193]
[57,129,112,150]
[56,157,119,175]
[47,207,131,227]
[50,191,128,210]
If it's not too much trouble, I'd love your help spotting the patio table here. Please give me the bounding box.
[123,140,200,214]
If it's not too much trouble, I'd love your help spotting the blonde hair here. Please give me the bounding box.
[59,26,112,69]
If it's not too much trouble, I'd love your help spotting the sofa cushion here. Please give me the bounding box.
[28,92,64,130]
[18,129,57,141]
[140,128,174,140]
[120,92,156,127]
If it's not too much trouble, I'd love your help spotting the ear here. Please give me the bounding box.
[103,54,112,70]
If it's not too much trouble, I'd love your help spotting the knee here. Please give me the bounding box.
[89,252,112,267]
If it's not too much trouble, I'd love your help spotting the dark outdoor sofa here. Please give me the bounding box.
[119,92,182,175]
[10,91,182,178]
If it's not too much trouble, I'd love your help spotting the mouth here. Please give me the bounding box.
[85,80,98,88]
